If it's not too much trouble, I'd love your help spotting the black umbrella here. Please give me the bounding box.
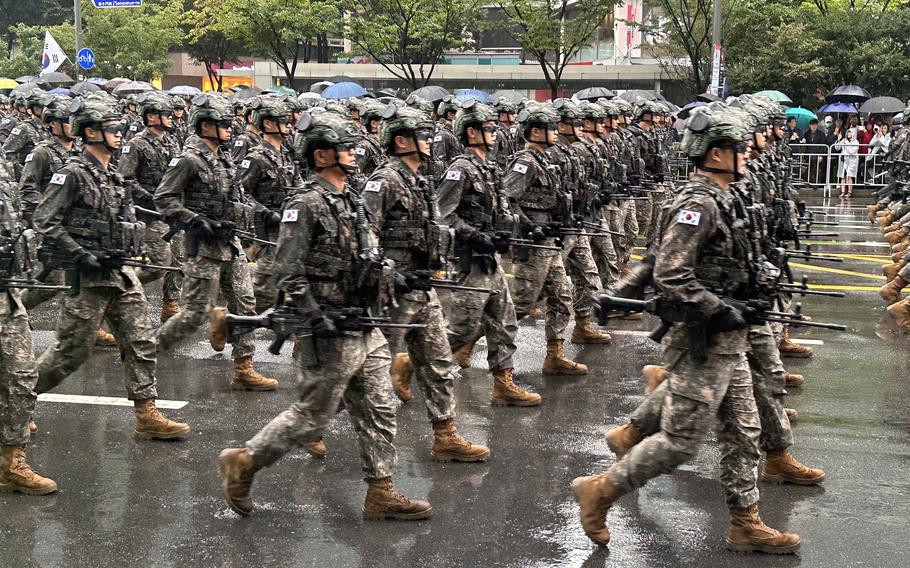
[71,82,102,96]
[11,81,47,95]
[229,87,261,101]
[619,89,657,105]
[41,71,74,87]
[408,85,450,103]
[574,87,615,101]
[677,100,707,119]
[491,90,525,104]
[825,84,871,104]
[696,92,722,103]
[376,88,401,99]
[859,96,904,114]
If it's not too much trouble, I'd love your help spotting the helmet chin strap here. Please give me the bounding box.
[53,121,74,142]
[700,150,742,181]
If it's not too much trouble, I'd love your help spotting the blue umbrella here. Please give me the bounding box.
[86,77,108,84]
[168,85,202,96]
[786,107,817,131]
[455,89,492,104]
[322,82,368,99]
[48,87,71,95]
[817,102,858,114]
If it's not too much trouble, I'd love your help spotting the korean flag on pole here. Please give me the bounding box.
[40,31,68,75]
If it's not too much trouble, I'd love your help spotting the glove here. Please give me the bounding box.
[654,174,665,183]
[75,250,105,272]
[393,272,412,295]
[469,232,497,254]
[711,304,747,332]
[492,232,511,254]
[543,224,563,238]
[724,298,764,326]
[265,211,282,227]
[189,215,215,240]
[529,225,547,243]
[309,309,339,338]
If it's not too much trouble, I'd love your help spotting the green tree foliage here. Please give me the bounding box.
[0,0,70,59]
[0,23,74,79]
[185,0,243,92]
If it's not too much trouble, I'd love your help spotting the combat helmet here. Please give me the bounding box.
[436,95,460,120]
[41,94,73,123]
[135,91,174,123]
[453,98,496,140]
[68,93,122,137]
[516,102,559,139]
[188,93,232,128]
[249,97,291,129]
[294,108,361,162]
[680,102,749,159]
[378,104,434,148]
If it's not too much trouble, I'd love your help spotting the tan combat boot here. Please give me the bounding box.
[95,328,116,347]
[569,472,622,546]
[528,306,543,319]
[210,307,229,352]
[784,372,804,387]
[867,204,880,223]
[491,368,541,407]
[887,297,910,331]
[883,262,901,281]
[571,316,612,344]
[885,229,908,245]
[883,223,901,234]
[642,365,668,394]
[430,419,491,462]
[389,353,413,402]
[726,504,801,554]
[134,399,191,440]
[160,299,181,323]
[877,211,894,227]
[761,450,826,485]
[605,423,644,459]
[880,276,907,306]
[304,438,327,458]
[543,340,588,375]
[778,327,812,358]
[218,448,260,516]
[362,477,432,521]
[891,249,908,263]
[785,408,799,422]
[892,240,910,254]
[453,339,476,369]
[0,445,57,495]
[232,356,279,391]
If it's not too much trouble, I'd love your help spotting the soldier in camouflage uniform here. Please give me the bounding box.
[0,94,10,118]
[32,94,190,441]
[0,155,57,495]
[119,95,143,143]
[237,97,304,312]
[218,110,432,521]
[603,98,642,273]
[503,103,587,375]
[3,89,48,180]
[354,99,386,178]
[362,104,489,462]
[431,96,464,167]
[118,91,184,322]
[436,100,540,407]
[230,100,246,139]
[230,99,262,163]
[571,103,800,554]
[627,101,672,249]
[170,96,190,151]
[0,92,27,146]
[490,97,519,173]
[154,93,278,392]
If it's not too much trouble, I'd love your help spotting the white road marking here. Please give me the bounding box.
[37,394,188,410]
[606,330,652,337]
[791,338,824,345]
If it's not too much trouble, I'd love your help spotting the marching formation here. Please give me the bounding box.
[0,86,846,554]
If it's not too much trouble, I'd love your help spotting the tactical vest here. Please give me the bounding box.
[129,130,176,190]
[512,149,559,211]
[371,166,430,251]
[0,170,36,277]
[30,140,71,186]
[182,148,246,226]
[302,186,358,287]
[450,156,496,230]
[245,145,295,210]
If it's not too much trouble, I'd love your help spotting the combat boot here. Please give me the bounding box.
[569,472,622,546]
[880,276,907,306]
[543,340,587,375]
[785,408,799,422]
[134,399,191,440]
[784,372,804,387]
[0,445,57,495]
[778,328,812,358]
[883,262,901,281]
[571,316,612,344]
[726,504,801,554]
[883,223,901,234]
[887,297,910,331]
[95,328,116,347]
[761,450,826,485]
[389,353,413,402]
[605,422,644,459]
[430,419,491,462]
[885,229,908,245]
[891,249,908,263]
[304,438,327,458]
[867,204,880,223]
[642,364,668,394]
[362,477,432,520]
[453,339,476,369]
[218,448,260,516]
[491,368,541,407]
[232,356,279,391]
[892,240,910,254]
[877,211,894,227]
[160,299,181,323]
[528,306,543,319]
[210,307,228,352]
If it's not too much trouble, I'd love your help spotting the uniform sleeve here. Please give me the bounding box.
[230,138,249,163]
[436,164,475,241]
[33,169,83,254]
[154,155,198,224]
[18,147,50,217]
[360,175,390,231]
[271,196,316,298]
[236,155,271,217]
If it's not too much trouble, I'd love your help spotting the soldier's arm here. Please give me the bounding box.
[33,170,83,254]
[18,147,50,217]
[271,196,316,299]
[230,138,248,163]
[360,175,390,231]
[154,155,198,224]
[436,165,475,240]
[236,155,272,217]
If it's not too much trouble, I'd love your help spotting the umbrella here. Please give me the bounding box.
[102,78,130,92]
[657,99,679,113]
[14,75,36,84]
[859,96,904,114]
[48,87,71,95]
[168,85,202,96]
[0,78,17,90]
[895,112,904,124]
[70,82,102,96]
[327,75,358,84]
[455,89,492,104]
[376,88,400,99]
[753,90,793,106]
[264,85,297,97]
[298,92,323,100]
[786,107,817,131]
[677,100,706,119]
[228,84,260,94]
[619,89,657,104]
[695,92,722,103]
[574,87,615,101]
[229,87,261,101]
[817,102,858,114]
[112,80,155,96]
[491,90,525,104]
[309,81,334,94]
[322,82,369,99]
[11,82,46,95]
[825,84,871,104]
[408,86,450,103]
[41,72,74,87]
[86,77,108,84]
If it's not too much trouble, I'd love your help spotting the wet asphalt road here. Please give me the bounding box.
[4,200,910,568]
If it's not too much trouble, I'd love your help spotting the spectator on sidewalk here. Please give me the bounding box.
[801,118,827,183]
[835,127,859,197]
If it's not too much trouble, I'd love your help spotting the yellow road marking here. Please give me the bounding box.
[805,284,880,291]
[822,253,892,263]
[788,261,886,280]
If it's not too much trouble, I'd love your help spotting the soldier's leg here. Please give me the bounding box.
[541,253,573,341]
[481,266,518,372]
[746,324,792,452]
[136,220,173,286]
[252,246,279,314]
[0,311,39,446]
[509,252,552,321]
[404,292,457,423]
[621,200,639,266]
[444,270,489,362]
[103,271,158,401]
[590,232,619,288]
[220,253,258,360]
[629,381,667,436]
[635,194,653,241]
[22,269,66,310]
[165,231,186,300]
[714,353,762,509]
[565,235,604,318]
[155,257,222,351]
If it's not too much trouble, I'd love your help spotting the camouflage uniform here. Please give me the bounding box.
[0,114,20,145]
[574,134,620,286]
[431,122,463,170]
[32,151,159,401]
[610,127,642,267]
[355,132,385,178]
[231,129,263,163]
[3,116,46,180]
[244,176,397,478]
[153,135,257,360]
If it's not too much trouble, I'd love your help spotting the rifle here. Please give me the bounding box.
[498,233,562,251]
[403,269,498,295]
[161,216,277,247]
[0,279,71,292]
[39,248,181,273]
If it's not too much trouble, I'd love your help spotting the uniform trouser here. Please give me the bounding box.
[561,234,603,319]
[609,346,761,508]
[36,273,159,401]
[136,220,184,301]
[631,324,793,454]
[635,194,654,242]
[245,328,397,478]
[251,245,279,314]
[588,215,620,288]
[155,254,256,360]
[381,289,457,423]
[0,309,39,445]
[440,256,517,372]
[23,269,66,310]
[509,246,573,341]
[615,199,638,267]
[645,187,672,249]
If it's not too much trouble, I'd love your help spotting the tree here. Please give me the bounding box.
[0,23,75,79]
[343,0,483,90]
[218,0,341,89]
[185,0,243,91]
[0,0,69,60]
[498,0,617,99]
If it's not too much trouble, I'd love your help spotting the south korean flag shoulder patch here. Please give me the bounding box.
[444,169,461,181]
[50,173,68,185]
[512,162,528,174]
[240,159,251,169]
[364,180,383,192]
[168,157,181,167]
[677,209,701,226]
[282,209,299,223]
[355,147,366,156]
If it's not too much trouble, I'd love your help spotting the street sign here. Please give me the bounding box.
[76,48,95,70]
[91,0,142,7]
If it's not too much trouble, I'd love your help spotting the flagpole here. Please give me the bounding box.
[74,0,83,79]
